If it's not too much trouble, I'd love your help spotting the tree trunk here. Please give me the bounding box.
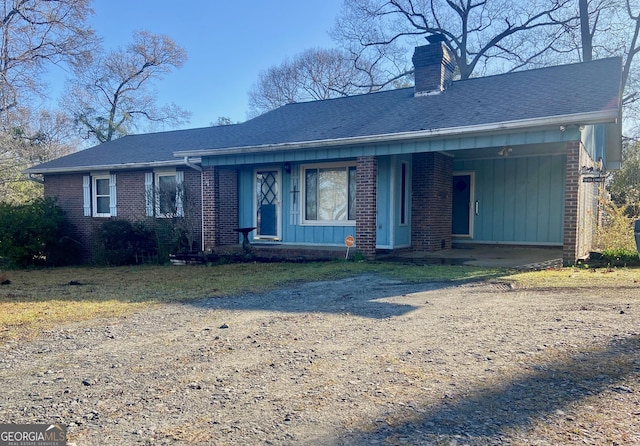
[580,0,593,61]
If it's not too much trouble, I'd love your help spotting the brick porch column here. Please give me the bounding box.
[563,140,598,265]
[563,141,580,265]
[202,166,238,252]
[356,156,377,259]
[411,152,453,251]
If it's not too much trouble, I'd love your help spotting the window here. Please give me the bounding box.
[84,174,116,217]
[400,162,409,225]
[303,163,356,225]
[145,170,184,218]
[94,176,111,216]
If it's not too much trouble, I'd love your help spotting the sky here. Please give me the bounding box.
[67,0,345,129]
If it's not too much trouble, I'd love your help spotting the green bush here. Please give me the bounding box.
[147,218,191,260]
[93,219,158,266]
[595,200,640,264]
[0,198,78,267]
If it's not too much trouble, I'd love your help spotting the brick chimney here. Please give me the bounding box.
[412,38,456,96]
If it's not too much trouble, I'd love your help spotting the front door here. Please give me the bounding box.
[452,172,474,238]
[256,170,280,240]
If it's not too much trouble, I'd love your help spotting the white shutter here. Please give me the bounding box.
[175,170,184,217]
[145,172,154,217]
[82,175,91,217]
[109,173,117,217]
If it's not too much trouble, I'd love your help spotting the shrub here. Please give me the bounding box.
[0,198,78,267]
[595,200,640,264]
[93,219,157,266]
[146,218,192,260]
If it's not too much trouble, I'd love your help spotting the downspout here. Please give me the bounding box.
[183,156,202,172]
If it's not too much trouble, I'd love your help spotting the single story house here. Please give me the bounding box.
[26,42,623,265]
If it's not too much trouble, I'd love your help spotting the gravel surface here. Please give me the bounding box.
[0,274,639,445]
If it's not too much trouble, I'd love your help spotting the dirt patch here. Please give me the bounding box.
[0,274,638,445]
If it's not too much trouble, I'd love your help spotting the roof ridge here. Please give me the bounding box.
[455,56,622,84]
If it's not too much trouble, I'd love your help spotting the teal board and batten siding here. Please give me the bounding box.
[236,157,406,248]
[376,157,391,248]
[200,127,579,168]
[237,164,363,247]
[204,128,576,247]
[376,155,412,249]
[453,155,566,245]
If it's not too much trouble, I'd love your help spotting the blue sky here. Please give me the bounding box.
[78,0,344,129]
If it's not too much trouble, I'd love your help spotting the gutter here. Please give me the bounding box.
[26,173,44,184]
[24,159,193,176]
[174,109,619,158]
[183,156,202,172]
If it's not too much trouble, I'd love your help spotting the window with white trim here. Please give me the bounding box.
[83,173,117,217]
[302,163,356,225]
[145,170,184,218]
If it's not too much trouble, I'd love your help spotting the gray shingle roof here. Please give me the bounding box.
[27,56,622,174]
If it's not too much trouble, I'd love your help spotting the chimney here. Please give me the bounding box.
[412,36,456,96]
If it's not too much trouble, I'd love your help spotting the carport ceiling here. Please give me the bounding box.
[449,141,568,160]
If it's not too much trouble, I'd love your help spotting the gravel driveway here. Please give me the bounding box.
[1,274,638,445]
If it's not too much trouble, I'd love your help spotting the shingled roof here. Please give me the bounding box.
[27,56,622,174]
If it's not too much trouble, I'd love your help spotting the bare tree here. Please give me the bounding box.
[0,108,77,203]
[0,0,95,124]
[248,47,386,116]
[621,2,640,105]
[580,0,594,61]
[66,30,190,144]
[332,0,581,83]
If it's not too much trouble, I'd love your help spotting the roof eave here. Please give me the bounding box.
[175,109,620,158]
[24,158,202,175]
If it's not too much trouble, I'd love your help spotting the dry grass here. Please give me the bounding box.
[503,265,640,289]
[1,261,639,343]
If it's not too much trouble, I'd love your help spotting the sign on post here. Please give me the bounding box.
[345,235,355,259]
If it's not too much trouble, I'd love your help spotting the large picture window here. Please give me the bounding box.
[303,163,356,225]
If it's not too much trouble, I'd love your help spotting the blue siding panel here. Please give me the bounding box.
[376,157,391,247]
[238,168,254,242]
[202,128,580,167]
[503,159,516,241]
[394,155,412,247]
[454,155,565,245]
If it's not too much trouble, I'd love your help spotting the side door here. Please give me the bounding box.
[452,172,475,238]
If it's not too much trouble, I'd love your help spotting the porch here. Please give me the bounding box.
[211,243,563,270]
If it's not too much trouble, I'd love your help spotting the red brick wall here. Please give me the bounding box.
[180,169,203,252]
[355,156,377,259]
[44,174,94,261]
[563,141,599,265]
[218,168,239,245]
[202,166,238,252]
[115,171,146,220]
[44,168,203,262]
[411,152,453,252]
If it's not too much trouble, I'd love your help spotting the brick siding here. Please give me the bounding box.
[411,152,453,252]
[202,166,238,252]
[355,156,377,259]
[44,168,202,263]
[563,141,599,265]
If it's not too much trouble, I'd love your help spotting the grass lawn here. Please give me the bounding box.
[1,261,639,343]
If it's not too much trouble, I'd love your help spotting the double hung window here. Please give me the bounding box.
[83,173,117,217]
